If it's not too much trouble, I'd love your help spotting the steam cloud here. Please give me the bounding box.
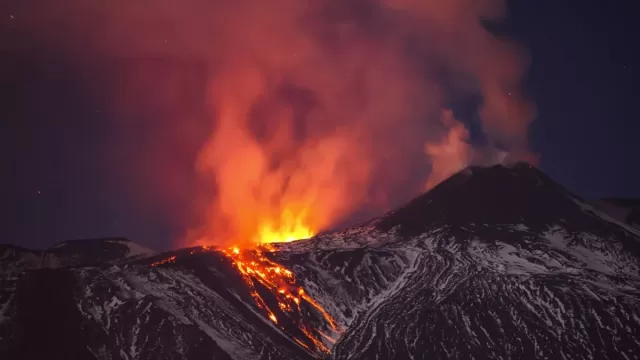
[12,0,536,247]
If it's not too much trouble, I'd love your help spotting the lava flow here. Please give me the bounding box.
[150,255,176,267]
[222,244,341,354]
[151,216,340,353]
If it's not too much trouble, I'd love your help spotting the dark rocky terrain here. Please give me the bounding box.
[2,163,639,359]
[590,198,640,230]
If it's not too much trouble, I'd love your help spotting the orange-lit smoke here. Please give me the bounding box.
[424,110,473,191]
[11,0,536,247]
[190,0,536,246]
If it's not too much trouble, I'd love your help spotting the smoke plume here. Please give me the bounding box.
[11,0,536,247]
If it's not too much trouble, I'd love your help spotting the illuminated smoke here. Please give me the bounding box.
[424,110,473,191]
[12,0,536,246]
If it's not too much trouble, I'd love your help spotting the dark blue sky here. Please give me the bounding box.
[1,0,638,250]
[514,0,639,199]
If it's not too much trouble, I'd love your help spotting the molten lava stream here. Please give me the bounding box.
[222,245,340,354]
[150,255,176,267]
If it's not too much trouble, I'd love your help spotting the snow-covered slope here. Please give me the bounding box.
[331,163,640,360]
[71,262,311,360]
[0,237,158,357]
[2,163,640,359]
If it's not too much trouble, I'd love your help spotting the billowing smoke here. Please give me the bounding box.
[11,0,535,247]
[424,110,473,191]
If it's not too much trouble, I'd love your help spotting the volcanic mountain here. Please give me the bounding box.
[2,163,640,360]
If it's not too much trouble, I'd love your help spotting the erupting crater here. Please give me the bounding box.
[152,222,341,355]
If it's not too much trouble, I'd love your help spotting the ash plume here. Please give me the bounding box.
[10,0,536,247]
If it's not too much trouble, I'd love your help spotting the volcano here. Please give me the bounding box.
[2,163,639,360]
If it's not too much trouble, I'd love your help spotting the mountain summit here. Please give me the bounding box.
[381,162,617,232]
[2,165,640,360]
[378,162,640,253]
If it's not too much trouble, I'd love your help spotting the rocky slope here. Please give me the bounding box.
[590,198,640,231]
[2,163,640,359]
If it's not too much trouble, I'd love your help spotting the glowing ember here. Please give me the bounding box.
[189,245,212,255]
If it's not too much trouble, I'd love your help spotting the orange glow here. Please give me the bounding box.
[193,65,374,250]
[258,218,314,244]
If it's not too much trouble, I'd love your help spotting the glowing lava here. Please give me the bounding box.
[255,208,314,245]
[152,225,340,353]
[222,241,340,354]
[150,256,176,267]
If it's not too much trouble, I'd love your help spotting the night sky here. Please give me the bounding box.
[2,0,639,250]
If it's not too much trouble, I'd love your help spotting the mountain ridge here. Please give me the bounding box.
[2,163,640,359]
